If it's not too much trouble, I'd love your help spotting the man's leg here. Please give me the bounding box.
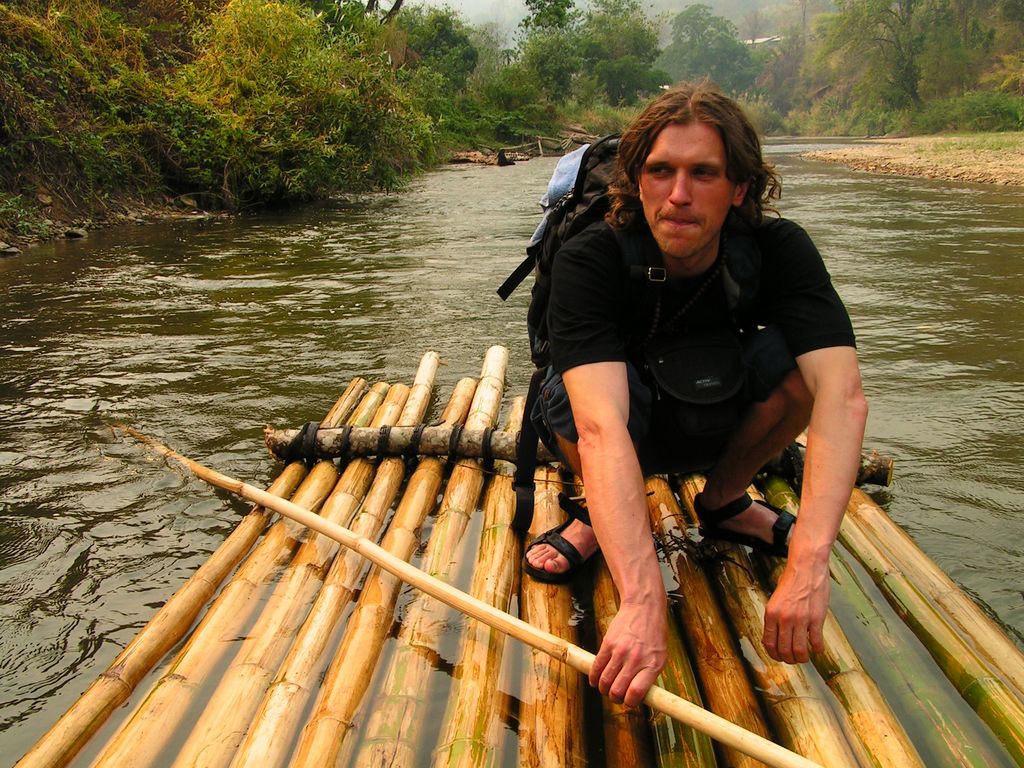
[523,366,651,579]
[697,367,812,544]
[522,435,601,578]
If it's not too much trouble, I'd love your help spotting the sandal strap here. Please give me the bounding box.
[772,510,796,550]
[528,520,585,568]
[694,491,753,525]
[558,492,591,526]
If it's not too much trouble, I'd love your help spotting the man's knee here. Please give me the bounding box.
[530,364,652,464]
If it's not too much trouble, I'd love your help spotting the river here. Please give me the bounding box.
[1,142,1022,761]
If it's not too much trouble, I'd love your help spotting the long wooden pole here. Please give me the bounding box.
[126,434,825,768]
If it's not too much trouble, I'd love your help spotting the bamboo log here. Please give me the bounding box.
[844,487,1024,697]
[90,383,386,767]
[291,377,479,767]
[761,442,894,488]
[675,476,863,768]
[127,437,826,768]
[232,353,440,768]
[837,502,1024,763]
[647,607,718,768]
[170,382,407,768]
[16,378,370,768]
[14,462,307,768]
[591,556,657,767]
[759,477,927,768]
[518,466,586,768]
[827,546,1020,768]
[353,345,509,767]
[265,423,556,463]
[432,399,525,768]
[651,476,773,768]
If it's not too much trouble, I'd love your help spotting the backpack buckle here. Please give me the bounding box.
[646,267,667,282]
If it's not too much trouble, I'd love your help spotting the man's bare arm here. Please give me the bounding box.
[763,345,868,663]
[562,361,668,706]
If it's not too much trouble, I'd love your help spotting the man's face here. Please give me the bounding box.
[638,121,749,278]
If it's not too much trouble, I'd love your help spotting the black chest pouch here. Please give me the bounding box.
[643,327,746,439]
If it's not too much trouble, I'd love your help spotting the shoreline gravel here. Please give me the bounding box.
[802,134,1024,186]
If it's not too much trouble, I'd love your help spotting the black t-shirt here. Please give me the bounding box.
[547,219,855,375]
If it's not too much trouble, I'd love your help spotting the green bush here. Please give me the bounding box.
[176,0,434,205]
[908,91,1024,133]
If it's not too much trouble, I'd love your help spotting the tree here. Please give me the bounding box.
[396,7,478,91]
[518,26,582,99]
[820,0,923,108]
[576,0,667,104]
[657,4,759,95]
[521,0,577,30]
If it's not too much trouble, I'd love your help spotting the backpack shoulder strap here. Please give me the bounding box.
[613,226,666,343]
[720,213,761,327]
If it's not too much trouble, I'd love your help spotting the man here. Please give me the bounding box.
[523,82,868,708]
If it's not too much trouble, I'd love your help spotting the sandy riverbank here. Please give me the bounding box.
[803,133,1024,186]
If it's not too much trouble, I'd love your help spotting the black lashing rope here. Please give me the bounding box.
[376,425,392,457]
[291,421,320,465]
[405,423,426,460]
[480,427,495,471]
[336,425,353,462]
[447,424,465,462]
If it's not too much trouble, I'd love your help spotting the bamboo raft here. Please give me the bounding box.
[18,346,1024,768]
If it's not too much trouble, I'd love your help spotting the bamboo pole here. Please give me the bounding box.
[517,465,586,768]
[353,345,509,767]
[647,607,719,768]
[291,377,479,767]
[432,398,525,768]
[170,382,407,768]
[14,462,307,768]
[675,476,863,768]
[16,378,369,768]
[591,556,657,767]
[126,438,828,768]
[759,477,927,768]
[90,383,386,767]
[826,546,1020,768]
[836,500,1024,763]
[844,487,1024,697]
[232,353,440,768]
[649,476,773,768]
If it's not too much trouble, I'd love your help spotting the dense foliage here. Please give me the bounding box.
[1,0,1022,238]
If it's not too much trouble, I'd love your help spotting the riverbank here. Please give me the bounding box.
[803,133,1024,186]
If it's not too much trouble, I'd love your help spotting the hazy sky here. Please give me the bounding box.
[416,0,529,31]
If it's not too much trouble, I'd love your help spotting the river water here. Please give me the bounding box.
[1,143,1022,761]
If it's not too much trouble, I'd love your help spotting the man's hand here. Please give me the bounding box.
[762,551,831,663]
[590,599,668,707]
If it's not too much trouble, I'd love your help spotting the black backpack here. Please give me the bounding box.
[497,136,761,532]
[498,135,627,369]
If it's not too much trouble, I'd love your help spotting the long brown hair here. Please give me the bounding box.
[607,81,781,229]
